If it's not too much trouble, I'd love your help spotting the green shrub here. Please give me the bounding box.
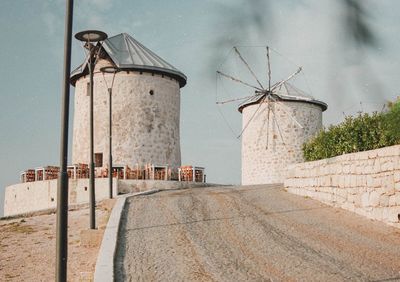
[303,98,400,161]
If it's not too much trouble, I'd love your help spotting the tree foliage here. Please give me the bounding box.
[303,98,400,161]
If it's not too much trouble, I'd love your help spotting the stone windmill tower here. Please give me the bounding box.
[238,82,327,185]
[216,46,327,185]
[70,33,187,169]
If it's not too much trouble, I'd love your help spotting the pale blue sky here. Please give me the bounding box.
[1,0,400,215]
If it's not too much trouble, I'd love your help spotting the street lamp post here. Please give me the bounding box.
[75,30,107,229]
[100,66,119,199]
[56,1,73,281]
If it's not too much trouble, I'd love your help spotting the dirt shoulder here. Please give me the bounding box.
[0,199,115,281]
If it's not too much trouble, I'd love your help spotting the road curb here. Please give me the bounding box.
[94,189,164,281]
[94,195,127,282]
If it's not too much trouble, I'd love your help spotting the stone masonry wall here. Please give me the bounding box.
[242,101,323,185]
[284,145,400,228]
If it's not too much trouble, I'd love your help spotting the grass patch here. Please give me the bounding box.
[1,222,36,235]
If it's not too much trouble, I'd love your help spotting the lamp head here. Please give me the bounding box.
[75,30,108,42]
[100,66,120,74]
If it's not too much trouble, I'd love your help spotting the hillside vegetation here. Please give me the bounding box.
[303,98,400,161]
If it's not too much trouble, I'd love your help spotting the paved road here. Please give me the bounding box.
[115,185,400,281]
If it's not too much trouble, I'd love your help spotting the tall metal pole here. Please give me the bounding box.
[56,0,73,281]
[75,30,107,229]
[89,45,96,229]
[108,88,113,199]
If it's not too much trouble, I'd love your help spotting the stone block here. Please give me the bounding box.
[331,175,338,187]
[369,191,380,207]
[395,193,400,205]
[286,187,295,194]
[372,177,381,188]
[351,164,358,174]
[364,161,374,174]
[383,176,395,195]
[389,195,397,206]
[344,175,351,188]
[394,158,400,170]
[347,193,355,203]
[341,202,355,212]
[394,171,400,183]
[373,160,381,172]
[325,176,332,186]
[382,207,400,223]
[368,151,378,160]
[378,147,392,157]
[283,179,292,188]
[338,176,345,188]
[366,175,374,187]
[356,175,366,187]
[286,166,296,178]
[379,194,389,207]
[80,229,103,248]
[349,187,358,196]
[361,192,370,207]
[371,207,383,221]
[354,207,370,218]
[337,187,348,199]
[320,192,332,203]
[350,175,357,187]
[333,194,345,205]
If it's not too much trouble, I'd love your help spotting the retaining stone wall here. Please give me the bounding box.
[284,145,400,228]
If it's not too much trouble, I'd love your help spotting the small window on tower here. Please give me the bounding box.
[86,82,90,96]
[95,153,103,167]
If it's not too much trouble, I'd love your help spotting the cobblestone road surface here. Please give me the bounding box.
[115,185,400,281]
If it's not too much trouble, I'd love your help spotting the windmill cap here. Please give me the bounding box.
[70,33,187,87]
[238,82,327,112]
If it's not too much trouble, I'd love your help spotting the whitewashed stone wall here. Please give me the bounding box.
[3,179,209,216]
[3,178,117,217]
[241,101,323,185]
[72,59,181,169]
[285,145,400,228]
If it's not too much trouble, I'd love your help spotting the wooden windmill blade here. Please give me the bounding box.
[236,48,304,146]
[216,46,266,105]
[216,45,307,150]
[267,46,272,92]
[268,93,304,129]
[237,95,267,139]
[269,98,287,147]
[233,46,265,90]
[216,71,263,91]
[216,93,264,105]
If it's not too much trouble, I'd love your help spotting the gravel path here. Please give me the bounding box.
[115,185,400,281]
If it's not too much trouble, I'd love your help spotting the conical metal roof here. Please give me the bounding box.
[71,33,187,87]
[238,82,327,112]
